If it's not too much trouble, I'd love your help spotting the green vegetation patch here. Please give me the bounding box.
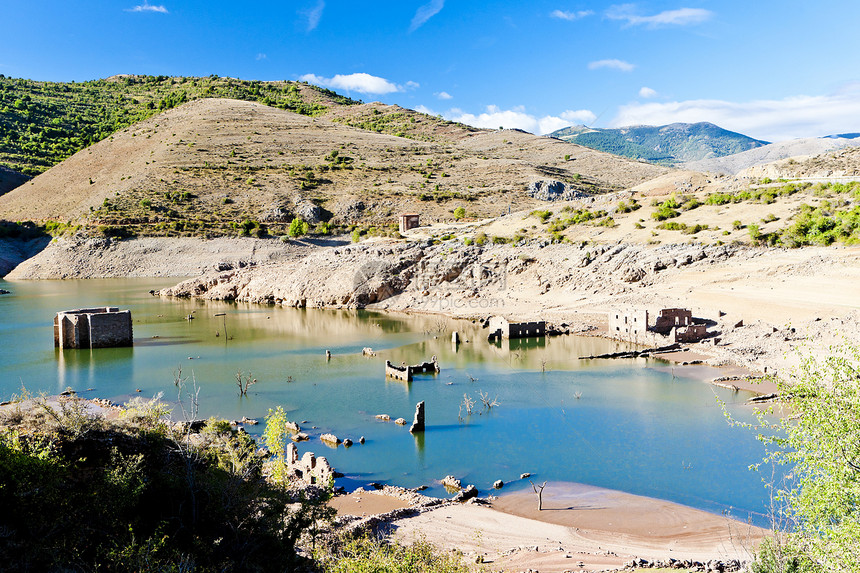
[0,75,357,176]
[547,207,611,232]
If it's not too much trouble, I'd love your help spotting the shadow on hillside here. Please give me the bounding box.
[0,222,52,277]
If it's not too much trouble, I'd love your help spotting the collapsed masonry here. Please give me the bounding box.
[609,308,708,344]
[284,442,334,485]
[54,307,133,349]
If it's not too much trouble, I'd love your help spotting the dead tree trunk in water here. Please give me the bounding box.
[530,480,547,511]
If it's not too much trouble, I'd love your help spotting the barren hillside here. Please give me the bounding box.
[0,98,669,237]
[685,137,860,175]
[739,145,860,180]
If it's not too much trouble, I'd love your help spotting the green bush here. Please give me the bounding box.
[289,218,309,238]
[453,206,466,220]
[530,209,552,223]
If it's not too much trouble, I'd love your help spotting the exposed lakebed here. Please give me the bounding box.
[0,277,777,525]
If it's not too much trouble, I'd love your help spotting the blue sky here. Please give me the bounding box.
[2,1,859,141]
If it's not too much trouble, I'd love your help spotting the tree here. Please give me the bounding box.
[745,344,860,573]
[529,480,547,511]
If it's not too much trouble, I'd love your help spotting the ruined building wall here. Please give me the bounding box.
[654,308,693,334]
[609,309,649,342]
[54,307,133,349]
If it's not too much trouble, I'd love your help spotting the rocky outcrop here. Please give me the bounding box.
[527,179,590,202]
[157,239,743,315]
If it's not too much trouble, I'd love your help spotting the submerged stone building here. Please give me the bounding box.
[487,316,546,341]
[54,307,133,349]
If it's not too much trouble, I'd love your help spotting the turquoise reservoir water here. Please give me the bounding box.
[0,278,776,524]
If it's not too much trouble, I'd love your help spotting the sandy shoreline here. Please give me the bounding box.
[358,481,764,572]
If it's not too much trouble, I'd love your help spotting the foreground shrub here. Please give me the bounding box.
[0,396,329,572]
[319,534,470,573]
[738,345,860,572]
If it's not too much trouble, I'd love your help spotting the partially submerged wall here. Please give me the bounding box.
[385,359,440,382]
[54,307,133,349]
[488,316,546,340]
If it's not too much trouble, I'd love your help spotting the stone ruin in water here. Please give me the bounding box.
[54,307,133,349]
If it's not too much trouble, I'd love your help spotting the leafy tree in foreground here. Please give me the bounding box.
[746,344,860,573]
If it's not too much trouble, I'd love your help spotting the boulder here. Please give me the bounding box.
[320,433,340,445]
[493,480,504,489]
[453,484,478,502]
[441,475,462,490]
[394,418,407,425]
[294,198,321,224]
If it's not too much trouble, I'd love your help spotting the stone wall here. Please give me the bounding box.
[488,316,546,340]
[385,359,439,382]
[672,324,709,343]
[54,307,133,349]
[609,309,649,342]
[654,308,693,334]
[285,442,334,485]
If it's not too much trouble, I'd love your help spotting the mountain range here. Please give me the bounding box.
[549,122,769,166]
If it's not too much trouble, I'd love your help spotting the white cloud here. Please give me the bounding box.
[127,2,168,13]
[256,53,267,61]
[299,72,406,95]
[415,104,438,116]
[561,109,598,124]
[410,0,444,32]
[440,105,596,135]
[405,80,420,90]
[588,59,635,72]
[550,9,594,21]
[638,86,657,98]
[435,91,453,100]
[606,4,713,27]
[609,87,860,141]
[303,0,325,32]
[538,116,573,134]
